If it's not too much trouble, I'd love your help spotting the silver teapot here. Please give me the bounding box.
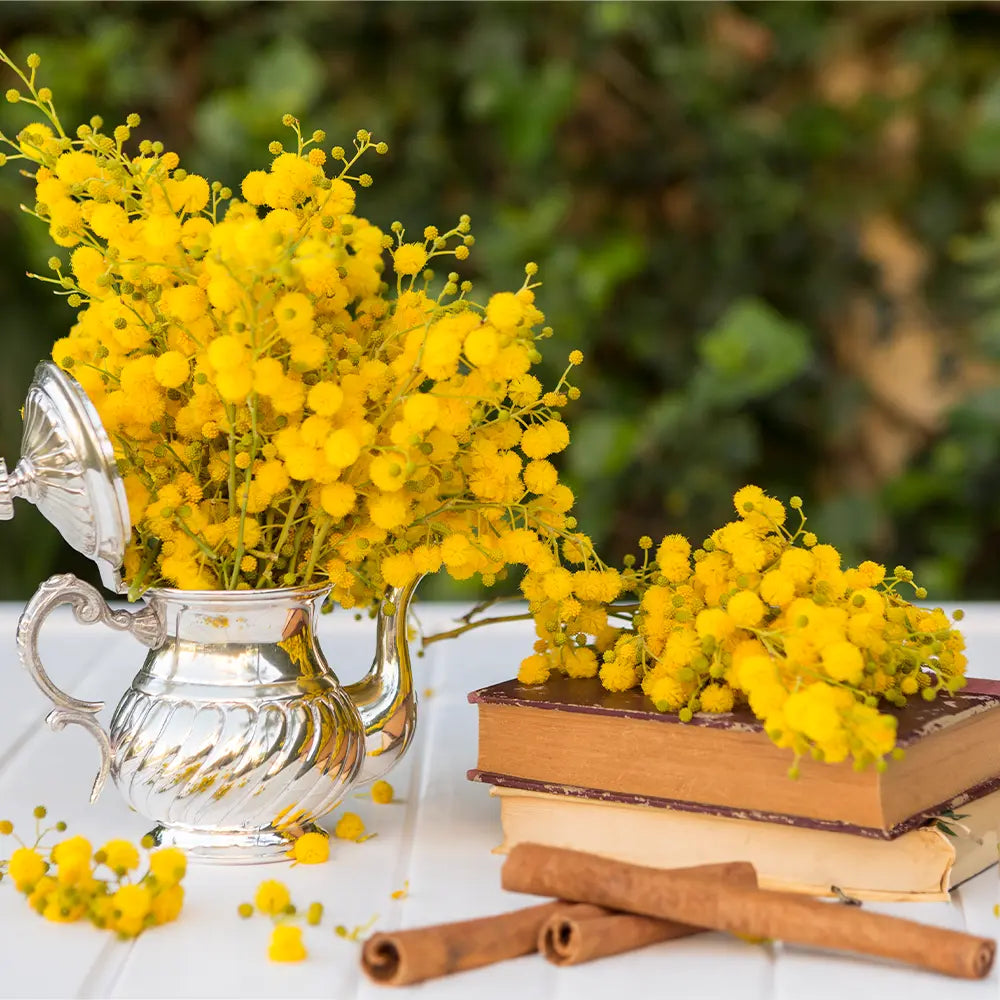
[5,363,418,863]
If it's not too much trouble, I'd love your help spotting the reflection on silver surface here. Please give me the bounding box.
[348,576,421,786]
[0,363,129,592]
[17,575,420,863]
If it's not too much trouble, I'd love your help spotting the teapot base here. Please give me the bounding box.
[145,821,323,865]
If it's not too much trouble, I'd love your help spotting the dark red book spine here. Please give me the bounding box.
[469,768,1000,840]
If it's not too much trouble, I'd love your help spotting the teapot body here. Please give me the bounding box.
[109,587,365,862]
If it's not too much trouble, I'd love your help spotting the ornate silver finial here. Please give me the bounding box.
[0,362,129,593]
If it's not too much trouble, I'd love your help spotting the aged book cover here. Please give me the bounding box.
[488,783,1000,903]
[468,676,1000,837]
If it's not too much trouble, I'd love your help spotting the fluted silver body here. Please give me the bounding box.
[17,575,420,863]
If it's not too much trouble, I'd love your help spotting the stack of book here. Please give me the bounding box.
[467,676,1000,901]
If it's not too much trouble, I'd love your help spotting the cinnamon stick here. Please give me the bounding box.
[540,860,759,966]
[539,908,698,965]
[361,861,753,986]
[361,901,575,986]
[503,844,995,980]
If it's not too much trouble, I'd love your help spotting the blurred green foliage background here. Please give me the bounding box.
[0,1,999,600]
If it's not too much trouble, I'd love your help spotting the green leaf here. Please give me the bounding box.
[933,810,969,838]
[634,394,691,454]
[247,36,324,116]
[696,298,812,405]
[567,412,638,480]
[576,232,647,312]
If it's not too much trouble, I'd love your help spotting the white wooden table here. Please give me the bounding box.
[0,600,997,1000]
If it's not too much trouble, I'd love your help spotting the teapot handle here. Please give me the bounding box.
[16,573,166,802]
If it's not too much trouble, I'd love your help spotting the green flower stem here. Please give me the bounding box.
[259,488,307,588]
[454,594,518,623]
[226,404,237,518]
[174,518,224,563]
[301,515,332,588]
[126,537,161,601]
[228,394,260,589]
[421,612,536,647]
[287,509,312,581]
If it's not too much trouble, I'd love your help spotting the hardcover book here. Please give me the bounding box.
[467,676,1000,838]
[488,783,1000,903]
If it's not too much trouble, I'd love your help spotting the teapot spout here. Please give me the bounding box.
[345,575,422,786]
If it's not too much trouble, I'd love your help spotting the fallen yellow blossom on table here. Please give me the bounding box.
[0,807,186,939]
[370,781,394,805]
[241,877,379,962]
[289,831,330,865]
[254,880,291,916]
[334,812,369,841]
[269,924,307,963]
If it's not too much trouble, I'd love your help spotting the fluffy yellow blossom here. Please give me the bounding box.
[645,672,690,711]
[543,567,574,601]
[149,847,187,886]
[153,351,189,389]
[150,884,185,925]
[521,420,570,459]
[657,534,692,582]
[369,493,410,530]
[371,780,394,804]
[112,883,153,936]
[402,393,439,431]
[700,684,735,713]
[274,291,314,335]
[207,335,246,371]
[291,832,330,865]
[846,560,886,589]
[694,608,734,642]
[780,547,813,585]
[99,839,139,873]
[661,629,701,669]
[255,879,291,915]
[269,924,307,962]
[381,551,416,587]
[464,326,500,366]
[8,847,46,891]
[821,640,865,684]
[518,652,551,685]
[51,835,92,885]
[319,482,356,519]
[334,812,366,841]
[599,654,640,692]
[307,382,344,416]
[759,569,795,607]
[563,645,598,678]
[726,590,764,628]
[393,242,428,276]
[486,291,524,330]
[523,459,558,495]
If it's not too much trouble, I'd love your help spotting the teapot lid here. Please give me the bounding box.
[3,362,130,593]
